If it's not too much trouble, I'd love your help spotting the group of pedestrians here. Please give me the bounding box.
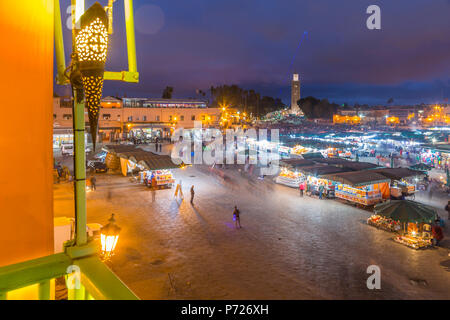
[298,182,325,199]
[174,180,195,205]
[173,179,242,229]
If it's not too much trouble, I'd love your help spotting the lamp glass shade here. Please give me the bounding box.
[100,233,119,257]
[100,214,121,258]
[74,2,109,151]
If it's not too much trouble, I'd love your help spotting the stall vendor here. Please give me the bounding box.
[432,221,444,246]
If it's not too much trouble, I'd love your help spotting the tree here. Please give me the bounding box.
[162,86,174,99]
[297,96,337,120]
[208,84,285,116]
[387,97,394,105]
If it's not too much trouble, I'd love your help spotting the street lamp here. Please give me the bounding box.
[100,214,121,260]
[75,2,109,151]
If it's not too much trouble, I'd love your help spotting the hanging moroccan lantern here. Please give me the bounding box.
[74,2,109,151]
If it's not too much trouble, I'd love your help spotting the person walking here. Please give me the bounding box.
[233,206,241,229]
[318,184,324,200]
[299,182,305,197]
[159,143,162,152]
[190,185,195,204]
[90,175,96,191]
[445,200,450,220]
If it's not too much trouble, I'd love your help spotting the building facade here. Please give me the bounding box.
[53,96,221,145]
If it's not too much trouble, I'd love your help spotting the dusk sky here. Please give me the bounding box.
[55,0,450,106]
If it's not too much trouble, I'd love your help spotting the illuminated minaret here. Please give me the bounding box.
[291,73,301,113]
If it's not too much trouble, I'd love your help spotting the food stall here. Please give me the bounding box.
[294,165,350,198]
[275,159,316,188]
[321,171,391,206]
[367,214,401,232]
[141,169,175,189]
[278,146,292,158]
[419,144,450,170]
[290,145,310,156]
[373,200,437,249]
[371,168,425,199]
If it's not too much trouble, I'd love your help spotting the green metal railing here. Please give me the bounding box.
[0,244,139,300]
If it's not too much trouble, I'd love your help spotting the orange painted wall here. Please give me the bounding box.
[0,0,54,266]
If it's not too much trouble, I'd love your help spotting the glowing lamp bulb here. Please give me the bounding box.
[100,214,121,259]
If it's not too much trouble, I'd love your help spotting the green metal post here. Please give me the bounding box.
[38,280,51,300]
[74,283,86,300]
[54,0,67,85]
[73,91,87,246]
[390,156,394,168]
[124,0,137,73]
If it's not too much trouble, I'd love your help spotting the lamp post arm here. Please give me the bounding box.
[124,0,137,73]
[54,0,67,85]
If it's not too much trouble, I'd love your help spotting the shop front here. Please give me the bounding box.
[275,159,316,188]
[53,129,88,148]
[321,171,391,206]
[419,144,450,170]
[371,168,425,199]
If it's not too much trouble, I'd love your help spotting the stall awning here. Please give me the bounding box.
[409,163,432,172]
[312,158,379,170]
[301,152,324,159]
[279,159,316,169]
[338,162,380,171]
[117,151,182,170]
[104,145,183,170]
[374,200,437,224]
[103,144,141,154]
[371,168,425,181]
[312,158,350,165]
[321,171,390,187]
[420,143,450,153]
[134,154,182,170]
[299,165,349,177]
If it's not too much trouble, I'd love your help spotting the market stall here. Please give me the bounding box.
[321,171,391,206]
[290,144,310,156]
[367,214,401,232]
[278,146,292,158]
[371,168,425,199]
[372,200,437,249]
[418,144,450,170]
[275,159,316,188]
[298,165,348,198]
[140,169,175,189]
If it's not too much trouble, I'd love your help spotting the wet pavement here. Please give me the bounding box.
[53,162,450,300]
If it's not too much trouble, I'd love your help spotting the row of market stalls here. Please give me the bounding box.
[275,157,425,206]
[103,145,183,188]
